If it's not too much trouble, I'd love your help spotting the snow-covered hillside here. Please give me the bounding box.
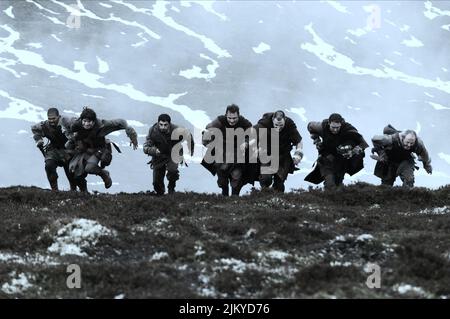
[1,0,449,192]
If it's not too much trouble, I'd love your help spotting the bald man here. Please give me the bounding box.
[31,107,84,191]
[253,110,303,192]
[371,125,432,188]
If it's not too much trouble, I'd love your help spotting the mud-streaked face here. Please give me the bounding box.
[47,114,60,127]
[272,118,286,132]
[81,118,95,130]
[226,112,239,127]
[158,121,170,133]
[329,121,342,135]
[402,133,416,150]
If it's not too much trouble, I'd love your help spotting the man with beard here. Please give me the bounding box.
[67,107,138,189]
[305,113,368,189]
[31,107,86,191]
[143,114,194,195]
[253,110,303,192]
[371,125,432,187]
[201,104,258,196]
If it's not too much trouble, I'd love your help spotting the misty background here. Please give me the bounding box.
[0,0,449,193]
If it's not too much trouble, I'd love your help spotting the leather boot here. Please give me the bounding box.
[78,178,88,192]
[168,181,176,194]
[231,187,240,196]
[99,169,112,189]
[221,186,229,196]
[48,176,58,192]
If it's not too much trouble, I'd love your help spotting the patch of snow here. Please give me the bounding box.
[150,251,169,261]
[347,105,361,111]
[177,264,188,271]
[300,24,450,95]
[197,272,217,297]
[155,218,169,227]
[180,0,228,21]
[369,204,380,210]
[96,56,109,73]
[1,272,34,294]
[99,2,113,8]
[131,32,149,47]
[288,107,308,122]
[244,228,257,239]
[81,93,105,99]
[252,42,271,54]
[126,120,146,127]
[150,1,230,58]
[114,293,125,299]
[330,261,352,267]
[195,245,205,257]
[363,263,376,273]
[347,28,368,37]
[439,153,450,165]
[400,24,410,32]
[217,258,254,274]
[0,89,46,122]
[0,24,210,129]
[428,102,450,110]
[442,24,450,31]
[330,234,375,245]
[48,218,115,256]
[325,1,349,14]
[424,1,450,20]
[303,62,317,70]
[394,283,426,296]
[27,43,43,49]
[418,206,448,215]
[402,36,424,48]
[356,234,374,242]
[382,243,398,254]
[0,252,59,266]
[3,6,15,19]
[268,197,296,208]
[344,36,356,45]
[179,54,219,80]
[443,251,450,261]
[265,250,290,262]
[410,58,422,66]
[331,235,347,243]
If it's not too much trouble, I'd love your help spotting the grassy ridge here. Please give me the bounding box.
[0,184,449,298]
